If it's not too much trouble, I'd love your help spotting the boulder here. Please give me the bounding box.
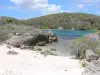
[82,58,100,75]
[48,31,58,42]
[7,50,19,55]
[23,34,49,46]
[49,35,58,42]
[6,30,58,49]
[86,49,100,61]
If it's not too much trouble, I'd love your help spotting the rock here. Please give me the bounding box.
[21,31,49,46]
[86,49,100,61]
[50,48,56,51]
[6,30,58,48]
[20,45,33,49]
[7,50,19,55]
[34,47,42,51]
[40,50,57,56]
[6,36,23,48]
[65,69,67,71]
[49,35,58,42]
[36,42,46,46]
[82,58,100,75]
[48,31,58,42]
[7,45,11,49]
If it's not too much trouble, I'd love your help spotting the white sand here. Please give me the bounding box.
[0,44,84,75]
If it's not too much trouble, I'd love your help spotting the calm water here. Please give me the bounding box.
[45,30,96,56]
[50,30,96,39]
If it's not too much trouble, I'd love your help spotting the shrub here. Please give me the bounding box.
[82,63,87,67]
[69,33,100,58]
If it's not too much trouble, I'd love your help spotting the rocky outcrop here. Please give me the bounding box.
[86,49,99,62]
[6,30,58,48]
[82,58,100,75]
[81,49,100,75]
[75,48,100,60]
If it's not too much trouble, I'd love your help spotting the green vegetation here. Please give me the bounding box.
[82,63,87,68]
[82,47,86,55]
[0,12,100,29]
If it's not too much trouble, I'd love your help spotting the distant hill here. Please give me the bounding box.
[0,12,100,29]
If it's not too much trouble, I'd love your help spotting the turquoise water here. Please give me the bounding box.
[45,30,96,56]
[50,30,96,39]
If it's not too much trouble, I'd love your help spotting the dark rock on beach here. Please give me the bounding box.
[7,50,19,55]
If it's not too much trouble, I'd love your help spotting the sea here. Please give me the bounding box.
[44,30,96,56]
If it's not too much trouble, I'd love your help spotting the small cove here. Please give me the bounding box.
[42,30,96,56]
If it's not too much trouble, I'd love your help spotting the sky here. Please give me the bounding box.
[0,0,100,19]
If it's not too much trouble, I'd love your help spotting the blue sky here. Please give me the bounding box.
[0,0,100,19]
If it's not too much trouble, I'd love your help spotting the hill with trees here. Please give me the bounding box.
[0,12,100,29]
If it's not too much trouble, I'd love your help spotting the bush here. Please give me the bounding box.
[82,63,87,67]
[69,33,100,58]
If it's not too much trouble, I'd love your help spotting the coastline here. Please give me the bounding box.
[1,30,97,75]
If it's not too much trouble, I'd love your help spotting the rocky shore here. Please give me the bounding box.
[5,30,57,49]
[1,27,100,75]
[70,32,100,75]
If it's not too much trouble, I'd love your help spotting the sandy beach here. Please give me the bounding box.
[0,44,84,75]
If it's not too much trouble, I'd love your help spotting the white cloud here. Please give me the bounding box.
[43,4,61,14]
[10,0,61,14]
[78,4,84,8]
